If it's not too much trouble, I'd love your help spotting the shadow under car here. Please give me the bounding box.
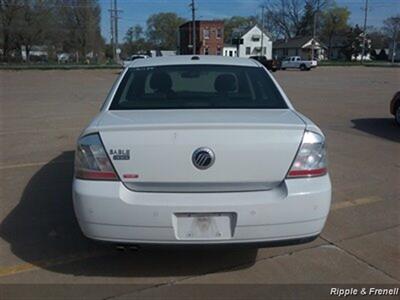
[0,151,258,277]
[351,118,399,143]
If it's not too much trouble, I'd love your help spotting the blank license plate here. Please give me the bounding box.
[174,213,235,240]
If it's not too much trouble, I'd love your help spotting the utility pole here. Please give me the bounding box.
[312,0,320,60]
[114,0,120,62]
[392,28,398,64]
[109,0,115,62]
[260,6,264,57]
[109,0,122,62]
[361,0,369,64]
[190,0,196,54]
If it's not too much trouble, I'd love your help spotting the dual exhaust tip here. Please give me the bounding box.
[115,245,140,252]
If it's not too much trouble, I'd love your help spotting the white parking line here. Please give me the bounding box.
[0,160,73,170]
[331,196,383,210]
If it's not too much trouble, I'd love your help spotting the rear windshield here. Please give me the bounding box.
[109,64,287,110]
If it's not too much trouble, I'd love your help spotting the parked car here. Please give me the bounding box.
[122,54,148,68]
[390,91,400,125]
[249,56,279,72]
[73,55,331,247]
[280,56,317,71]
[57,53,71,64]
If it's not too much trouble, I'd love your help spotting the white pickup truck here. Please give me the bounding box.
[281,56,317,71]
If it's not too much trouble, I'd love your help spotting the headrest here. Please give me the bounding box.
[150,72,172,92]
[214,74,237,93]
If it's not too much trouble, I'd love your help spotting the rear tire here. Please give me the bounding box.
[300,64,306,71]
[395,106,400,126]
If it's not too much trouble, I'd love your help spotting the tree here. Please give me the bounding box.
[0,0,23,61]
[298,1,315,36]
[125,24,143,43]
[56,0,103,63]
[146,12,185,49]
[368,27,389,49]
[223,16,257,43]
[261,0,330,39]
[262,0,304,39]
[382,15,400,62]
[123,24,150,56]
[340,25,363,61]
[0,0,105,63]
[320,5,350,57]
[14,0,55,62]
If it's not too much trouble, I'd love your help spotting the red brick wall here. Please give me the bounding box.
[179,21,224,55]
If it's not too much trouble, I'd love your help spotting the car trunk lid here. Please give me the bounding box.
[98,109,305,192]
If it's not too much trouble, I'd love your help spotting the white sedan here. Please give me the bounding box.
[73,55,331,247]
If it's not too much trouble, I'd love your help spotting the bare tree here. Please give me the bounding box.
[14,0,54,62]
[262,0,331,39]
[57,0,103,63]
[383,15,400,63]
[223,16,258,43]
[0,0,23,61]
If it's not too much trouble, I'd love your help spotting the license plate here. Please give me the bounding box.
[174,213,235,240]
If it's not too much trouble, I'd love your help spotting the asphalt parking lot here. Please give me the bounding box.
[0,66,399,299]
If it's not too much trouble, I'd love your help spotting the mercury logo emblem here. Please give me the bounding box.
[192,147,215,170]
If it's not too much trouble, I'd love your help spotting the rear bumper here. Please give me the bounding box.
[73,175,331,245]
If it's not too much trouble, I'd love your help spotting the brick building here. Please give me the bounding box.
[178,20,224,55]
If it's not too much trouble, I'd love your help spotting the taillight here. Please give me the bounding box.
[287,131,327,178]
[74,133,118,181]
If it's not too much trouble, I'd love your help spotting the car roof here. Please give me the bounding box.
[128,55,261,68]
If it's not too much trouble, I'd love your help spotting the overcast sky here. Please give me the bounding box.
[98,0,400,41]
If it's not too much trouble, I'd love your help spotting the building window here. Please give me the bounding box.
[204,47,209,55]
[246,47,251,55]
[203,29,210,39]
[283,48,288,56]
[216,46,221,56]
[216,28,222,39]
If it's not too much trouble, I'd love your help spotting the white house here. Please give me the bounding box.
[223,45,237,57]
[223,25,272,59]
[273,36,326,60]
